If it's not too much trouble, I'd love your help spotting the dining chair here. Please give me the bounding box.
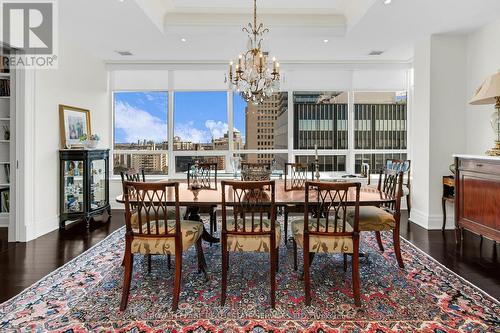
[186,162,218,238]
[292,181,362,306]
[240,162,272,181]
[121,181,207,311]
[120,170,145,183]
[120,170,172,270]
[220,180,279,308]
[283,163,309,245]
[386,159,411,214]
[347,168,405,268]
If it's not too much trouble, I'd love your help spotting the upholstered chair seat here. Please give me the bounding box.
[226,218,281,252]
[131,219,204,255]
[346,206,396,232]
[292,218,354,253]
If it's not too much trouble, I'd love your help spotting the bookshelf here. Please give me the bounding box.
[0,47,14,229]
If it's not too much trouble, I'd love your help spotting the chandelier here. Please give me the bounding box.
[227,0,280,105]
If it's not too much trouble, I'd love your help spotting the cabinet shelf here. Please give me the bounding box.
[60,149,110,230]
[0,118,10,121]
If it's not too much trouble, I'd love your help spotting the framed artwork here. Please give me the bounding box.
[59,105,91,148]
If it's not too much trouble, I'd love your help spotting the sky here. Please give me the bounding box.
[115,91,247,144]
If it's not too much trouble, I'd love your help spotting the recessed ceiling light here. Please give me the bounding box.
[118,0,125,2]
[181,38,187,42]
[115,50,133,56]
[384,0,392,4]
[323,39,329,43]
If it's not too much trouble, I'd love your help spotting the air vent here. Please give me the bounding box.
[369,50,384,56]
[116,50,133,56]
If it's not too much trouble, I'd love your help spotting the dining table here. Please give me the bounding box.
[115,179,395,244]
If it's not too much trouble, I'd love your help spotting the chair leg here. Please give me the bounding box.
[304,249,311,306]
[120,251,133,311]
[284,212,289,245]
[406,193,412,215]
[270,247,277,309]
[275,247,279,272]
[212,209,217,232]
[292,239,298,271]
[343,253,348,272]
[352,242,361,307]
[196,237,208,281]
[121,255,125,267]
[375,231,385,252]
[393,228,404,269]
[221,248,228,306]
[167,254,171,270]
[442,197,447,232]
[172,251,182,311]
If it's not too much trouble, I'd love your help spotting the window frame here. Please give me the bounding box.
[111,88,410,179]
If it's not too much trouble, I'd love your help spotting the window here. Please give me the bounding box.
[175,156,226,173]
[173,92,228,151]
[353,91,408,173]
[293,91,348,150]
[111,87,409,177]
[113,91,168,175]
[295,155,347,172]
[234,92,288,168]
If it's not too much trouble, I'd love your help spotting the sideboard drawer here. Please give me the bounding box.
[459,159,500,174]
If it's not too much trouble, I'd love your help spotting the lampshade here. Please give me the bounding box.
[469,71,500,105]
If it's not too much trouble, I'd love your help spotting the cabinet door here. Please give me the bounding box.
[90,158,107,211]
[63,160,84,213]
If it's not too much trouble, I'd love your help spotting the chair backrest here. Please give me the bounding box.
[120,170,146,183]
[377,168,404,212]
[187,162,218,189]
[221,180,276,237]
[304,181,361,238]
[122,181,181,239]
[284,162,309,191]
[386,159,411,185]
[240,162,272,181]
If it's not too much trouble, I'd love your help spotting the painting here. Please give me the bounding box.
[59,105,91,148]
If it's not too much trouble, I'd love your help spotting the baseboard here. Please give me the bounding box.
[24,215,60,241]
[409,209,454,230]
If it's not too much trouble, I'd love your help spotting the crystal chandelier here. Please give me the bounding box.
[227,0,280,105]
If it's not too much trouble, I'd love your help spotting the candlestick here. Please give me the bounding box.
[238,54,242,67]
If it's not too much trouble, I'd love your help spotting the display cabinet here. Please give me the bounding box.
[59,149,111,230]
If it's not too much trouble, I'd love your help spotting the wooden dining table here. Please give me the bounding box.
[115,180,395,243]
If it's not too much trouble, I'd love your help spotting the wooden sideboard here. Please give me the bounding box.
[454,155,500,243]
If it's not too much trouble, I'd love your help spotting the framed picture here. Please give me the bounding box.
[59,105,91,148]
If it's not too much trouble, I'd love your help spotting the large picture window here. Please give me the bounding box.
[113,91,168,175]
[173,92,229,151]
[111,88,409,177]
[353,91,408,173]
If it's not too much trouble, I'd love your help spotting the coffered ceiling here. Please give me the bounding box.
[58,0,500,63]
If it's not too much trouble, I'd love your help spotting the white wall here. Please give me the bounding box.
[22,35,109,241]
[409,37,432,228]
[465,19,500,154]
[410,20,500,230]
[428,35,467,229]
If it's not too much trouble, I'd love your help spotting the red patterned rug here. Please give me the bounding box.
[0,219,498,332]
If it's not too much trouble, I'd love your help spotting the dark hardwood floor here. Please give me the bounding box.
[0,211,498,303]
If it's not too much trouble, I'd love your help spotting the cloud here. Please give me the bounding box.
[175,121,210,143]
[115,101,166,143]
[205,120,229,139]
[174,120,231,143]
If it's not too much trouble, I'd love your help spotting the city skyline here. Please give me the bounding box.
[114,91,247,145]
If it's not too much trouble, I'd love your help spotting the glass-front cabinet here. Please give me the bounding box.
[60,149,110,230]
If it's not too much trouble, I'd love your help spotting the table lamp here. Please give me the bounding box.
[470,71,500,156]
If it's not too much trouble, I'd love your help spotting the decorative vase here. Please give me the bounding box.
[85,140,99,149]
